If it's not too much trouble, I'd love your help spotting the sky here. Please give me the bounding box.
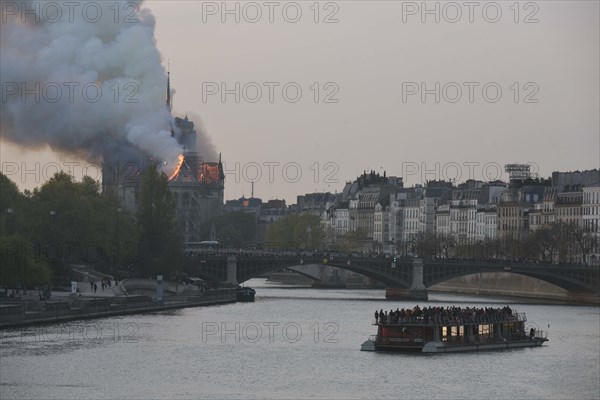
[1,0,599,203]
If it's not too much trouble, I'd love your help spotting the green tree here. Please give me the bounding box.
[0,173,23,236]
[0,235,52,288]
[23,173,135,275]
[137,164,182,278]
[0,172,139,285]
[339,228,368,252]
[265,214,323,249]
[200,211,257,246]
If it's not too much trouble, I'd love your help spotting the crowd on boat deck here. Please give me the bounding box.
[374,305,516,325]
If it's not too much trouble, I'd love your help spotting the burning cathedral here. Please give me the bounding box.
[103,73,225,243]
[2,1,224,243]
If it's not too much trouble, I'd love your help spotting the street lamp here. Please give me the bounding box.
[115,208,121,273]
[6,208,14,235]
[49,210,56,238]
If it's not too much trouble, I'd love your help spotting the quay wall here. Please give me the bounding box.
[0,289,237,329]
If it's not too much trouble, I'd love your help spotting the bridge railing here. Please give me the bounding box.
[423,258,596,269]
[186,249,596,269]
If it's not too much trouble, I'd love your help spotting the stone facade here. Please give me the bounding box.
[102,114,225,244]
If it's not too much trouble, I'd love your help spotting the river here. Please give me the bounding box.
[1,279,598,399]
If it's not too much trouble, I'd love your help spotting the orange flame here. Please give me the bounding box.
[168,154,185,180]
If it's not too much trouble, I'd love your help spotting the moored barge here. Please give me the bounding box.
[236,286,256,302]
[361,305,548,353]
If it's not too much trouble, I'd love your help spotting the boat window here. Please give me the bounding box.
[478,324,493,336]
[448,326,464,340]
[451,326,458,337]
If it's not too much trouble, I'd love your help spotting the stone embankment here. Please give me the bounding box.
[0,280,236,329]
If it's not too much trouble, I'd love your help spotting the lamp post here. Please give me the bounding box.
[49,210,56,235]
[49,210,56,253]
[6,208,16,292]
[48,210,56,267]
[6,208,14,235]
[115,208,121,274]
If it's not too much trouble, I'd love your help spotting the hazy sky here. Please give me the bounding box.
[1,0,598,202]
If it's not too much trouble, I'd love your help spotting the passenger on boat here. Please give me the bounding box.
[374,305,519,325]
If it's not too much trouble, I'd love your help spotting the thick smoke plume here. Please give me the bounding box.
[0,0,182,176]
[182,111,218,162]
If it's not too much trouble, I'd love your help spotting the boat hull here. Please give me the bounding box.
[360,338,548,353]
[422,339,548,353]
[360,340,376,351]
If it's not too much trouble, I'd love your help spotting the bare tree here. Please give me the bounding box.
[562,222,595,264]
[434,233,455,259]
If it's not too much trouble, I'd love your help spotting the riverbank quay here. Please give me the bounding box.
[0,288,236,329]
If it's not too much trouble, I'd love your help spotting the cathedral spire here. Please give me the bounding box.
[166,61,175,137]
[166,60,172,112]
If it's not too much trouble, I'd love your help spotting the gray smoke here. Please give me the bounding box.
[0,0,183,176]
[182,111,218,162]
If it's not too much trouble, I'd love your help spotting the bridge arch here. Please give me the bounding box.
[239,257,414,288]
[286,265,324,282]
[186,254,599,297]
[422,262,599,294]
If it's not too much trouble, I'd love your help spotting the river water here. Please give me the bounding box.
[1,279,598,400]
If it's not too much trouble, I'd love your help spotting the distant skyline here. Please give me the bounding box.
[1,1,598,203]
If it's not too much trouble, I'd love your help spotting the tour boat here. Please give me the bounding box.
[360,306,548,353]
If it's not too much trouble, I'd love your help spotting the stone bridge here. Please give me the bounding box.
[184,252,600,302]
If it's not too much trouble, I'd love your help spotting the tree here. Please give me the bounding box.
[339,228,368,252]
[527,226,560,262]
[200,211,257,246]
[0,171,140,285]
[265,214,323,250]
[0,235,52,288]
[25,173,137,274]
[434,233,455,259]
[137,164,182,278]
[562,223,595,264]
[0,173,23,236]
